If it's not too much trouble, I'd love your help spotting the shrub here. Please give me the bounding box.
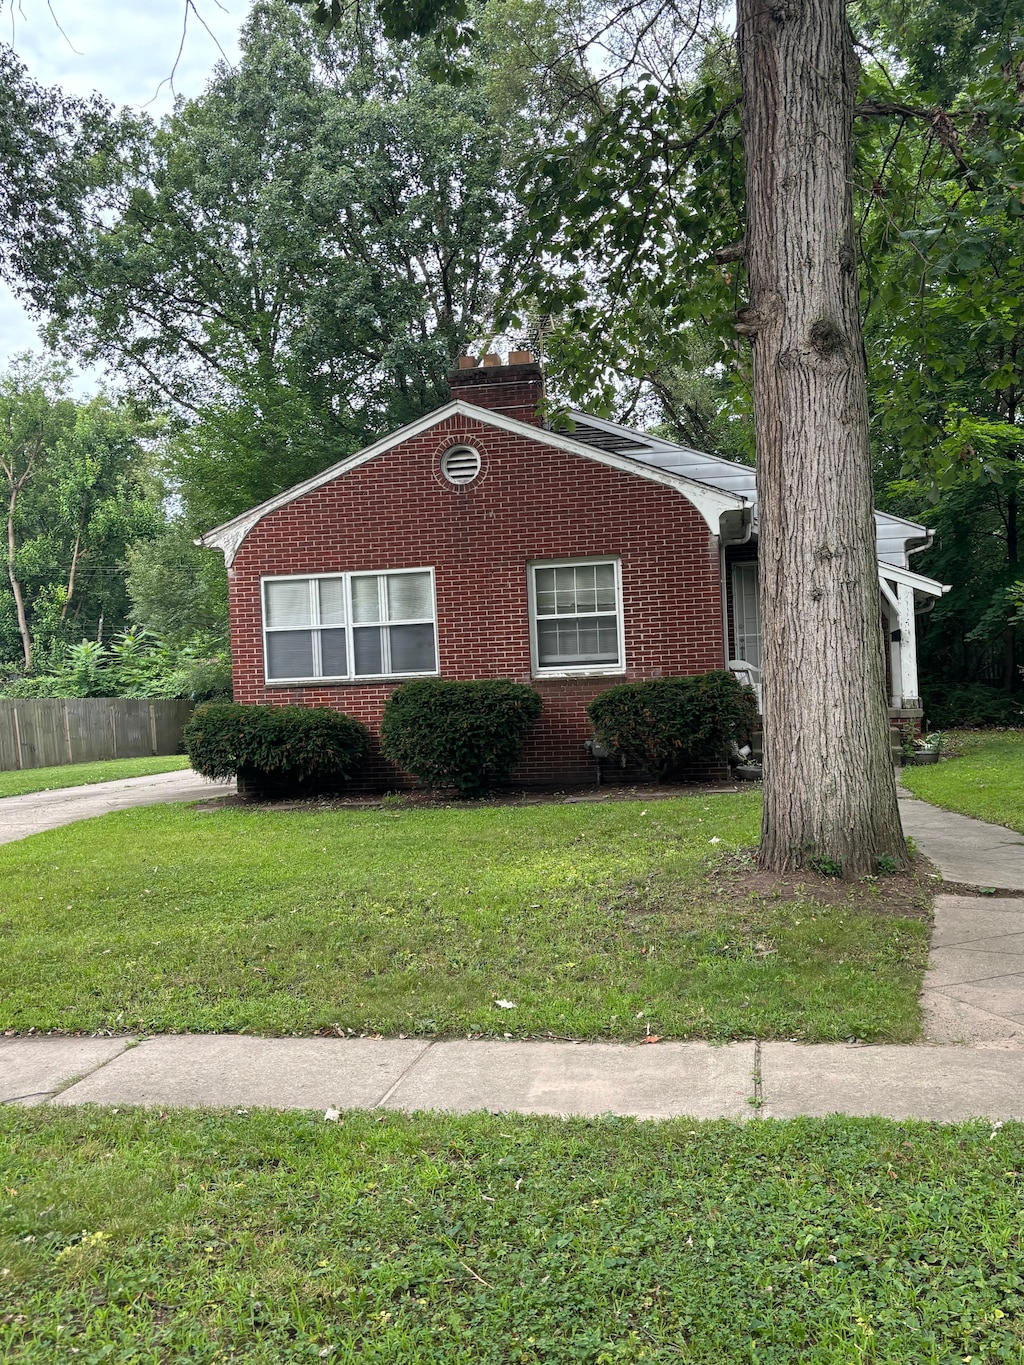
[380,679,542,797]
[0,629,232,701]
[921,683,1024,730]
[587,671,758,779]
[185,703,369,793]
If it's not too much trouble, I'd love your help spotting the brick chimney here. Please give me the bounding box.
[448,351,544,426]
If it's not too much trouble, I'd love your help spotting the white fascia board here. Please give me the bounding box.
[878,561,950,598]
[196,401,749,565]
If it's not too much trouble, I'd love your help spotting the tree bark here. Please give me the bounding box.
[737,0,905,875]
[5,484,32,672]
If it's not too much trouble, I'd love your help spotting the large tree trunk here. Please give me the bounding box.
[736,0,905,875]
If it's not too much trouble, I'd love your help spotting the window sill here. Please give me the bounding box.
[264,673,440,687]
[531,668,626,681]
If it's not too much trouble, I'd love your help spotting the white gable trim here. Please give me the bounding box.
[196,402,748,566]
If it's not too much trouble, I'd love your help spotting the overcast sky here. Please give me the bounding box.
[1,0,252,385]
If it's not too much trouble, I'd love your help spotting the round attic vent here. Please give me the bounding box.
[441,444,482,486]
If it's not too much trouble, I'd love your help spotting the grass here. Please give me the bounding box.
[0,754,190,799]
[1,1106,1022,1362]
[0,795,928,1041]
[901,729,1024,835]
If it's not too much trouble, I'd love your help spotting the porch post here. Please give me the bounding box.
[896,582,919,707]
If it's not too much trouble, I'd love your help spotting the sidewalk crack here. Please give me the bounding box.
[751,1040,763,1114]
[43,1037,137,1105]
[373,1041,434,1109]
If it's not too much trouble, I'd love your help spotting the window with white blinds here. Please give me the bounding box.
[262,570,437,682]
[731,562,761,668]
[529,558,624,674]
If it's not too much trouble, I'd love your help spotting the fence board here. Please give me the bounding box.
[66,699,115,764]
[112,699,151,758]
[0,699,192,772]
[12,700,67,769]
[151,700,193,753]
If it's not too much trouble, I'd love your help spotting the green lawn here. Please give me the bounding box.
[0,796,928,1041]
[1,1107,1022,1363]
[901,729,1024,835]
[0,754,190,799]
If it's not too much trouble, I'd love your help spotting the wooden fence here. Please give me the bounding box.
[0,698,193,772]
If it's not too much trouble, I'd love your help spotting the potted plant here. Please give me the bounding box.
[910,731,946,765]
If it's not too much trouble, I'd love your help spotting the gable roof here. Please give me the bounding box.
[196,398,945,599]
[563,411,935,571]
[197,400,750,566]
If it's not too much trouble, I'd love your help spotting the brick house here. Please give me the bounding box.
[197,353,948,787]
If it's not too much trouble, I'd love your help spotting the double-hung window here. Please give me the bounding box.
[262,570,437,683]
[529,557,624,674]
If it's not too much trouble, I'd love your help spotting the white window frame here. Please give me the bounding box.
[261,568,438,685]
[528,556,625,678]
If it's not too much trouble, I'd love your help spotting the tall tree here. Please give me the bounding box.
[0,357,162,672]
[515,0,1024,870]
[736,0,903,872]
[46,0,588,528]
[0,44,133,312]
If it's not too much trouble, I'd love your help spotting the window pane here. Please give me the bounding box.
[554,566,578,614]
[351,576,381,624]
[595,563,616,610]
[353,626,383,675]
[574,565,598,612]
[537,616,619,667]
[534,567,556,616]
[320,628,348,677]
[389,623,435,673]
[265,579,311,628]
[318,578,346,625]
[266,630,314,680]
[387,572,432,621]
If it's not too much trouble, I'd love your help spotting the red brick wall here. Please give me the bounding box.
[227,412,727,786]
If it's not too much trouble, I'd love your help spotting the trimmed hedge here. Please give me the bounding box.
[380,679,542,797]
[922,683,1024,730]
[184,703,370,794]
[588,671,758,779]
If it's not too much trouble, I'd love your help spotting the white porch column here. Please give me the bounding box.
[895,581,919,707]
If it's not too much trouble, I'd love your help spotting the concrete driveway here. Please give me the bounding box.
[0,768,234,846]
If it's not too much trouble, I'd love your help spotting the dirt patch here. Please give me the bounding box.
[191,781,744,815]
[706,850,937,922]
[935,880,1024,900]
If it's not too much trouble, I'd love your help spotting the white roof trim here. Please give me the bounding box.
[878,562,949,597]
[196,401,749,565]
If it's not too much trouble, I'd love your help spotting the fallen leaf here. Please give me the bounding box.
[494,999,517,1009]
[324,1108,342,1123]
[640,1035,662,1045]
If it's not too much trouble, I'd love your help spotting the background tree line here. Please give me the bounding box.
[0,0,1021,726]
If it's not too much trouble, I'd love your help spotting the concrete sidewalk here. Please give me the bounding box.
[898,789,1024,891]
[4,1034,1024,1121]
[0,769,233,845]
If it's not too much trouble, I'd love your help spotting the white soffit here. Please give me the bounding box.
[196,402,749,565]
